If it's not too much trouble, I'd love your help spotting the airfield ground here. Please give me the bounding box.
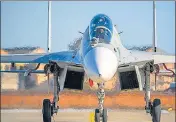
[1,91,175,110]
[1,90,175,122]
[1,109,175,122]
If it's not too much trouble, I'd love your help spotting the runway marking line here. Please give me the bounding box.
[168,108,173,111]
[89,112,95,122]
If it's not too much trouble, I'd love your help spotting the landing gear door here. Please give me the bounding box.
[58,66,68,91]
[135,65,144,91]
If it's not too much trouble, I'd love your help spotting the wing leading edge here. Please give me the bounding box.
[0,51,82,73]
[1,51,81,64]
[119,51,175,67]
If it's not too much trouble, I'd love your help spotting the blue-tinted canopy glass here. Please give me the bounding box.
[89,14,113,43]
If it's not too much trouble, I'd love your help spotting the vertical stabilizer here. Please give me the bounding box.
[112,26,130,59]
[47,1,52,53]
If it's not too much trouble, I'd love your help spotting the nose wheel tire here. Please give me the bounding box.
[95,109,100,122]
[42,99,52,122]
[102,108,107,122]
[95,108,107,122]
[152,99,161,122]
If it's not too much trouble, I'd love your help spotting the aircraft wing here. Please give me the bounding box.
[153,54,175,64]
[1,53,46,63]
[0,51,82,73]
[1,70,45,74]
[119,51,175,67]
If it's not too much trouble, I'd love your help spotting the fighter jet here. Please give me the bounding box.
[1,14,175,122]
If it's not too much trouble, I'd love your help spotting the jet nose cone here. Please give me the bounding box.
[84,47,118,82]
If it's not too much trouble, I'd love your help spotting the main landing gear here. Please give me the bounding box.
[144,62,161,122]
[42,62,161,122]
[42,63,60,122]
[94,83,108,122]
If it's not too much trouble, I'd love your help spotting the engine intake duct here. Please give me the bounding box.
[64,70,84,90]
[118,66,140,90]
[119,71,139,90]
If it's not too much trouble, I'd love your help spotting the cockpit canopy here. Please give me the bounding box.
[89,14,113,44]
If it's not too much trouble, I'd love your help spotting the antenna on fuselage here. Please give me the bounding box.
[47,1,51,53]
[115,24,123,35]
[78,31,84,35]
[118,31,123,35]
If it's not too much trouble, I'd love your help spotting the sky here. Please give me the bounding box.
[1,1,175,54]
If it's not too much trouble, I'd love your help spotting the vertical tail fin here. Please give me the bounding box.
[112,26,130,57]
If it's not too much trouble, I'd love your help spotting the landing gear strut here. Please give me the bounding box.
[95,82,107,122]
[144,62,161,122]
[42,63,60,122]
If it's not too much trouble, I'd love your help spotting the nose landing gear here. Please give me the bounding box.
[95,108,108,122]
[94,83,108,122]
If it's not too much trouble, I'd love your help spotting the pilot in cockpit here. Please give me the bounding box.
[89,14,113,44]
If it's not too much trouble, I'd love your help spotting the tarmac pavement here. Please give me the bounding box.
[1,109,175,122]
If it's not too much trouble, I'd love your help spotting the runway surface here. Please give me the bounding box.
[1,109,175,122]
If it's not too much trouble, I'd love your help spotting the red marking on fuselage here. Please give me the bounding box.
[89,79,94,87]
